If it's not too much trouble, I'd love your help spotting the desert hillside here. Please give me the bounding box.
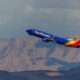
[0,36,79,71]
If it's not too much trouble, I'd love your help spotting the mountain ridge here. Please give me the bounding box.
[0,36,79,71]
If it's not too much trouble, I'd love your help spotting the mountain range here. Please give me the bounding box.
[0,35,79,72]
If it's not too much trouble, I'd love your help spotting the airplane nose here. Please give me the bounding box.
[26,30,31,33]
[26,29,34,35]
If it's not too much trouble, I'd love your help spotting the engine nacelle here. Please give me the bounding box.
[42,38,49,42]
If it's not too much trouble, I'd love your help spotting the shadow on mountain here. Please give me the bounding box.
[46,58,80,70]
[35,40,57,57]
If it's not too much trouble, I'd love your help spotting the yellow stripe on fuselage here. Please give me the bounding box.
[64,40,78,46]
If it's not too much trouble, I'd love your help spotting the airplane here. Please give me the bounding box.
[26,29,80,48]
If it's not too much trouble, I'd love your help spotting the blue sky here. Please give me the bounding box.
[0,0,80,38]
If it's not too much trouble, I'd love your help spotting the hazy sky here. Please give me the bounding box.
[0,0,80,38]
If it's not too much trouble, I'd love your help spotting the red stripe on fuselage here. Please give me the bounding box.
[68,40,80,47]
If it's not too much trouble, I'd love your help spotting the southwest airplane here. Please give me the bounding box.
[26,29,80,48]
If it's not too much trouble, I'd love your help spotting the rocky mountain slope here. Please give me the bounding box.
[0,36,79,71]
